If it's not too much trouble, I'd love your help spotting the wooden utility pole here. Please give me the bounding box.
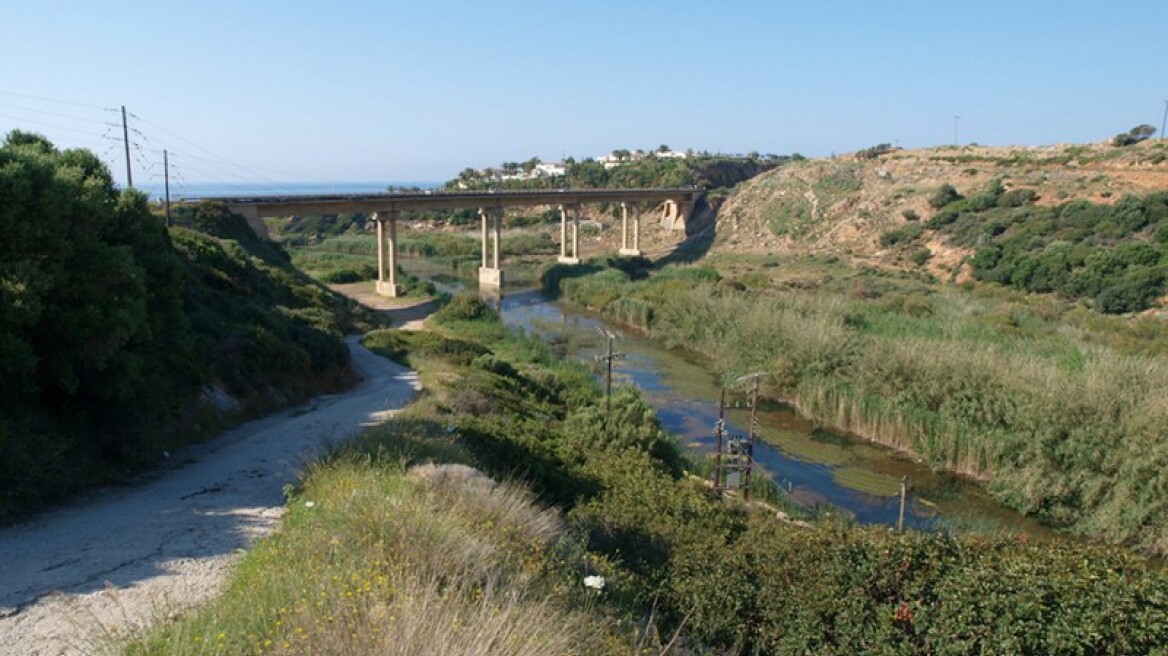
[163,149,171,227]
[596,329,624,429]
[735,372,765,502]
[745,375,759,501]
[713,387,725,492]
[897,477,908,531]
[121,105,133,188]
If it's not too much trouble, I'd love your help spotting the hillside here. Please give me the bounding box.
[0,132,366,520]
[716,140,1168,293]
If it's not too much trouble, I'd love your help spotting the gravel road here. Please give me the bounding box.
[0,336,419,655]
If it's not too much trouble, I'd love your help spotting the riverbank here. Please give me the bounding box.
[547,257,1168,555]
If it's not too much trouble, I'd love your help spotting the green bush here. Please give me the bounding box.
[928,183,963,209]
[910,247,933,266]
[432,293,499,324]
[880,223,924,248]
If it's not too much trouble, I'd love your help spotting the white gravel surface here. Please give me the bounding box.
[0,336,419,655]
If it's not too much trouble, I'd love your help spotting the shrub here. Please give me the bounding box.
[928,184,963,209]
[856,143,896,160]
[879,223,924,248]
[902,208,921,222]
[998,188,1038,208]
[432,293,499,324]
[1096,267,1167,313]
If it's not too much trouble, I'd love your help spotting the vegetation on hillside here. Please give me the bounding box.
[908,183,1168,313]
[448,152,788,193]
[0,133,359,520]
[547,259,1168,554]
[716,140,1168,261]
[131,296,1168,654]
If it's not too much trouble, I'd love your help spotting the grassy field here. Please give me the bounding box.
[127,294,1168,655]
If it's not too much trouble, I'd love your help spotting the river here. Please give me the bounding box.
[479,286,1059,539]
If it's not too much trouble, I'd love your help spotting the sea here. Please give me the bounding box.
[135,180,443,200]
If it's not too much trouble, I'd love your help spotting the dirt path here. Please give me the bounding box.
[330,282,439,331]
[0,336,420,656]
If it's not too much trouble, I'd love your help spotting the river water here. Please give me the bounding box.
[483,287,1058,539]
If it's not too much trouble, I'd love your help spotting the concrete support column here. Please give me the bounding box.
[619,202,642,257]
[621,203,629,250]
[557,204,579,264]
[572,204,580,260]
[375,210,401,297]
[479,207,503,290]
[480,208,489,269]
[388,211,399,290]
[492,210,501,269]
[634,205,641,251]
[375,212,386,283]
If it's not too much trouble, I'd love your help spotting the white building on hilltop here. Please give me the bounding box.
[534,162,566,177]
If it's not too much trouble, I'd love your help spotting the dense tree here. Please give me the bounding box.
[1112,124,1157,146]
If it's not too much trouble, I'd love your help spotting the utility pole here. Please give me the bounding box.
[953,115,960,147]
[1161,101,1167,143]
[713,387,726,492]
[897,477,908,531]
[596,329,624,429]
[121,105,133,188]
[735,372,765,502]
[163,149,171,227]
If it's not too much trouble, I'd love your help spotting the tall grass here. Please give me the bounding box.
[556,264,1168,553]
[124,421,622,656]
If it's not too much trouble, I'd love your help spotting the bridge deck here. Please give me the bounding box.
[199,187,701,216]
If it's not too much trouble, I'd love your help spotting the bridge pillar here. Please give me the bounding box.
[374,211,401,297]
[557,204,580,264]
[619,202,642,257]
[478,208,504,289]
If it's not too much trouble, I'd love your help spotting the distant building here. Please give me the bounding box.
[534,162,566,177]
[599,149,687,169]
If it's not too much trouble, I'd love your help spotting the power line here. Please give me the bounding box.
[0,101,118,127]
[0,89,116,112]
[130,113,317,183]
[0,113,110,138]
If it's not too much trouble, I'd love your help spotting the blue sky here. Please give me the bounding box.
[2,0,1165,187]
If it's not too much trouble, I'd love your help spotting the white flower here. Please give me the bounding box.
[304,501,316,508]
[583,575,606,591]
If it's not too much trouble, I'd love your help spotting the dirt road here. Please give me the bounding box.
[0,336,419,655]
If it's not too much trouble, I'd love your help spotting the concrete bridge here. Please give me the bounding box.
[212,188,703,295]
